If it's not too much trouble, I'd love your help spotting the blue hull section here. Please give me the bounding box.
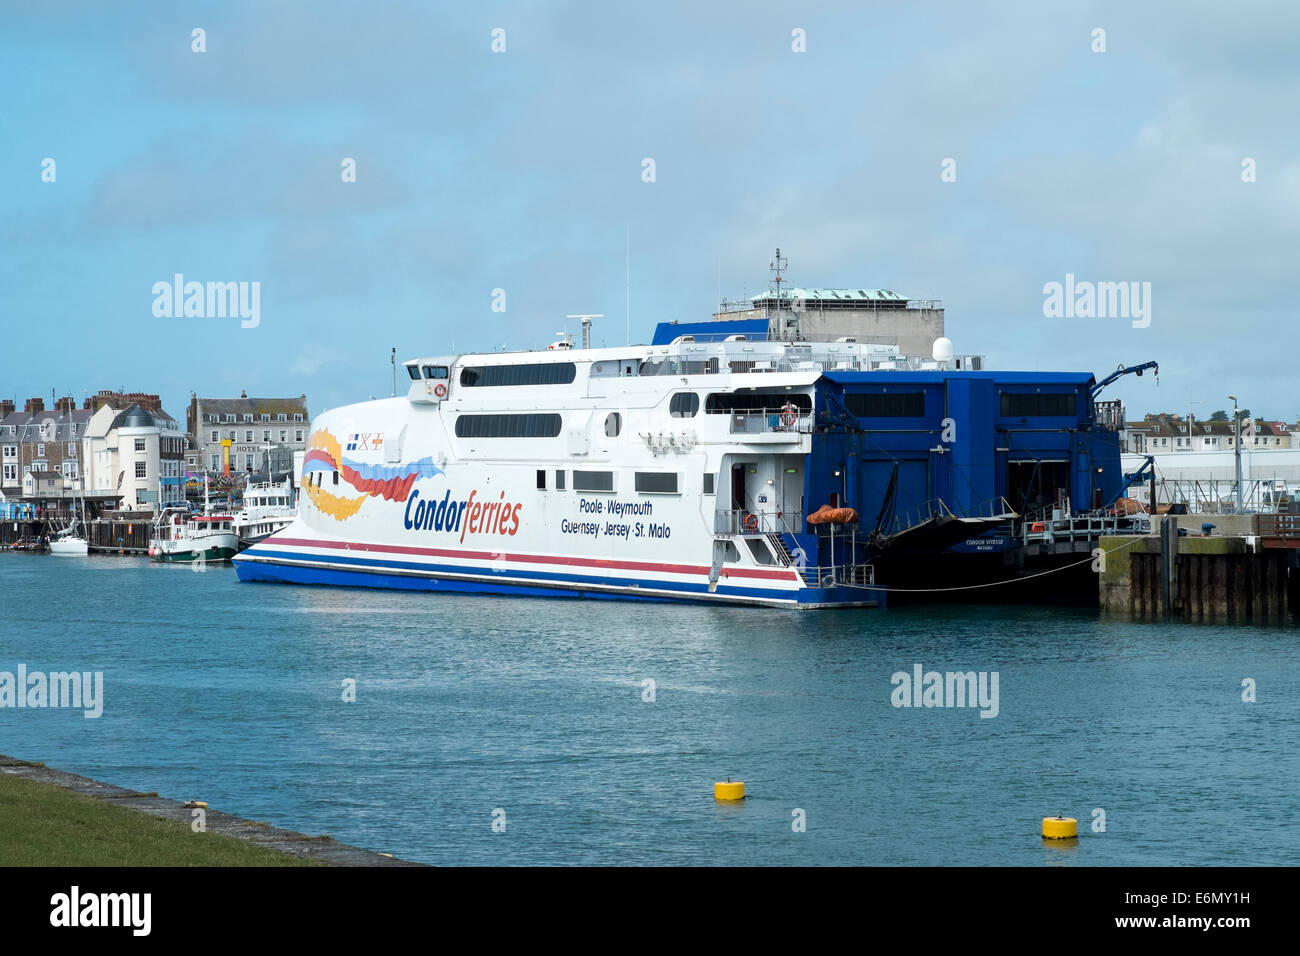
[233,550,882,609]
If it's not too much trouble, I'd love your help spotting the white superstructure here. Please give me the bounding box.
[234,334,898,607]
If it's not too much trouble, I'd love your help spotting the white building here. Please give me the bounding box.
[1122,447,1300,512]
[83,404,187,512]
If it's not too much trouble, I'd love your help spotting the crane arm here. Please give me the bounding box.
[1091,361,1159,399]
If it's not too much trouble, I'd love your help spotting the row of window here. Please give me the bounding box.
[409,364,450,381]
[1149,436,1285,447]
[453,397,813,438]
[460,362,577,388]
[210,429,305,443]
[705,393,813,414]
[454,414,563,438]
[845,392,925,418]
[829,391,1082,419]
[205,412,303,423]
[213,454,279,471]
[999,393,1077,417]
[535,469,686,494]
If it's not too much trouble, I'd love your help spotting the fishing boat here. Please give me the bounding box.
[233,478,297,548]
[149,477,237,562]
[149,508,239,562]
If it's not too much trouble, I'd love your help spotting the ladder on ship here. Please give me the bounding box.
[766,532,795,566]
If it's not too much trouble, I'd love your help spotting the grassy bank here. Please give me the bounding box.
[0,773,318,866]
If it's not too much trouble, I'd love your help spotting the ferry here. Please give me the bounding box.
[235,301,1131,608]
[233,479,297,548]
[233,324,931,607]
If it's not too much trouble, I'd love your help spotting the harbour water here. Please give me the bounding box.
[1,553,1296,866]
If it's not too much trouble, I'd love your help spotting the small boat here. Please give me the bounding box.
[49,519,89,556]
[49,397,91,556]
[233,478,297,548]
[149,508,239,563]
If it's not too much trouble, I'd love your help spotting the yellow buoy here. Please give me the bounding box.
[714,780,746,801]
[1042,815,1078,839]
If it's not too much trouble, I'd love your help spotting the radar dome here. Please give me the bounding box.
[932,337,954,363]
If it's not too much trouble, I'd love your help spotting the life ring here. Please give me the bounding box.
[433,383,447,398]
[780,404,797,427]
[744,513,758,531]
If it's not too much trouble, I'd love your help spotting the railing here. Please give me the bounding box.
[715,509,803,535]
[1258,513,1300,546]
[887,496,1016,535]
[1021,512,1151,545]
[727,410,814,435]
[798,562,876,589]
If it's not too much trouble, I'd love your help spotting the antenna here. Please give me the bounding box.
[566,314,604,350]
[770,247,788,304]
[625,222,631,347]
[769,247,796,340]
[390,347,396,397]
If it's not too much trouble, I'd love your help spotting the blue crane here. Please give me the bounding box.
[1091,361,1158,399]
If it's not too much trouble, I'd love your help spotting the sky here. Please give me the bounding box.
[2,0,1297,425]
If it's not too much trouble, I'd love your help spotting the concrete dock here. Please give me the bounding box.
[1100,514,1297,622]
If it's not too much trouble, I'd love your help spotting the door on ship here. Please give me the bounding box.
[1007,459,1070,516]
[731,464,747,516]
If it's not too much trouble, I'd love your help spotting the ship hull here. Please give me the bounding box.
[235,534,876,609]
[152,545,238,563]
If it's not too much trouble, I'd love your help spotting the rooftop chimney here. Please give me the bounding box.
[0,399,14,419]
[24,397,44,413]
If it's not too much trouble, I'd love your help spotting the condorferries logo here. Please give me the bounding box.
[403,488,522,543]
[346,433,383,452]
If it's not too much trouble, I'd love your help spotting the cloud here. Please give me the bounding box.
[289,343,353,376]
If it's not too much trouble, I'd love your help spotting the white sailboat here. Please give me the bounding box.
[49,520,89,555]
[50,398,89,555]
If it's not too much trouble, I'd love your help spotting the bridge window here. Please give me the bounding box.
[454,414,563,438]
[670,392,700,417]
[421,365,448,379]
[845,392,925,417]
[459,362,576,387]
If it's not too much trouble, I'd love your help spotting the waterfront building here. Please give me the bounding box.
[1122,446,1300,512]
[186,392,309,479]
[0,397,93,503]
[83,403,188,512]
[1126,413,1292,454]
